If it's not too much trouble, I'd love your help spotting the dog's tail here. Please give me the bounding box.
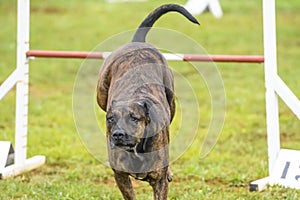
[131,4,200,43]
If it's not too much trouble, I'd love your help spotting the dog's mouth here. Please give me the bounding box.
[110,140,145,160]
[110,138,138,151]
[113,143,136,151]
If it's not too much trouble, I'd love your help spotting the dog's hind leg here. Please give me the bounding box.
[114,171,136,200]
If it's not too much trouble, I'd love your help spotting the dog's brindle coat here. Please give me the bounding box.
[97,4,199,200]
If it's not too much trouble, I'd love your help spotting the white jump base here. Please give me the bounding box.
[0,156,45,180]
[250,149,300,191]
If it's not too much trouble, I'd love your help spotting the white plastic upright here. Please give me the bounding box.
[15,0,30,166]
[262,0,280,176]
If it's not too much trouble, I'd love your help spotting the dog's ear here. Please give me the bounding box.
[97,62,112,112]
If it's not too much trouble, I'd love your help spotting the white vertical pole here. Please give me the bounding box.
[15,0,30,165]
[262,0,280,175]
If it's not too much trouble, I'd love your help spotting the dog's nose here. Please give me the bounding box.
[112,130,126,141]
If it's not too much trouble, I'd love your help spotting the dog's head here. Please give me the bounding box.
[106,100,151,151]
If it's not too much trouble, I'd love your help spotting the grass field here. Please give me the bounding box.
[1,0,300,199]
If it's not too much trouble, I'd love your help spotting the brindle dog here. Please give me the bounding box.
[97,4,199,200]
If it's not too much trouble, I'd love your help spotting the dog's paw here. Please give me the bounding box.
[167,166,173,182]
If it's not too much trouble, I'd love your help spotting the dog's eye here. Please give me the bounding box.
[107,116,115,123]
[129,113,140,123]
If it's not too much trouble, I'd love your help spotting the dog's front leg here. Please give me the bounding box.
[114,171,136,200]
[149,169,169,200]
[150,177,169,200]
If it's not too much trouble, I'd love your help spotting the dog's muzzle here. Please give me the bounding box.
[111,129,137,150]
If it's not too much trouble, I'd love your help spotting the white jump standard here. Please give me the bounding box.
[0,0,45,179]
[249,0,300,191]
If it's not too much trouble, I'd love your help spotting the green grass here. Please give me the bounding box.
[1,0,300,199]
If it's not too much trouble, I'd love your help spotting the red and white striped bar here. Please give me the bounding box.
[26,50,106,59]
[26,50,264,63]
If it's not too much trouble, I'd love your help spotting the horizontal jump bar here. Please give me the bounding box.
[26,50,264,63]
